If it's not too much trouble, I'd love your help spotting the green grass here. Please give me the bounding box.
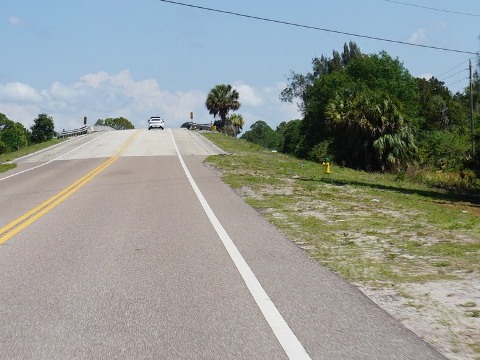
[0,138,66,172]
[0,163,16,173]
[203,132,480,287]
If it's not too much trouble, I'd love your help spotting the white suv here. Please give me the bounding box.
[148,116,165,130]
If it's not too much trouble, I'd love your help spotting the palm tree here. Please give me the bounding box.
[205,84,241,132]
[325,89,417,171]
[229,114,245,137]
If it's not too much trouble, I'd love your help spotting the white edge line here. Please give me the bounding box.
[0,132,110,182]
[169,129,312,360]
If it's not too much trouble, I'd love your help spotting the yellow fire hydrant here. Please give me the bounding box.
[322,158,331,174]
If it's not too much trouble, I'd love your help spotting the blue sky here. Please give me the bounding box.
[1,0,479,133]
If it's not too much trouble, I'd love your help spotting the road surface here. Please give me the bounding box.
[0,129,445,359]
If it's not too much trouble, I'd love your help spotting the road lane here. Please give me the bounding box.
[0,129,220,228]
[0,150,287,358]
[0,131,140,245]
[0,129,445,359]
[0,159,106,228]
[170,130,310,359]
[182,155,446,360]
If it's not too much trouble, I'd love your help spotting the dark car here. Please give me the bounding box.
[181,122,195,129]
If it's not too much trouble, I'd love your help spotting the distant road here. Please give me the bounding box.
[0,129,445,359]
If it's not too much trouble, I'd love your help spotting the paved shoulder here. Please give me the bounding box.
[184,156,446,359]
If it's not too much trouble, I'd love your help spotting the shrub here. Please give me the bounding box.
[417,130,470,170]
[307,140,333,163]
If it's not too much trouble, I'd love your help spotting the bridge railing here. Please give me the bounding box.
[56,125,117,138]
[56,126,89,138]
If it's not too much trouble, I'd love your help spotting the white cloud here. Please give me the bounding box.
[0,103,41,128]
[42,82,86,100]
[231,82,301,134]
[0,70,301,133]
[110,69,134,88]
[408,28,427,44]
[0,82,42,103]
[419,73,433,80]
[0,71,209,130]
[233,82,263,107]
[9,16,25,27]
[79,72,110,88]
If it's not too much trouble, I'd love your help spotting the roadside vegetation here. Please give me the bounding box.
[203,132,480,358]
[1,113,56,155]
[206,47,480,353]
[240,41,480,183]
[205,84,245,136]
[1,113,58,172]
[204,132,479,284]
[0,138,67,166]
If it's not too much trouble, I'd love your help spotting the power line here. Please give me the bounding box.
[440,69,467,82]
[155,0,478,55]
[446,77,468,88]
[437,59,471,78]
[383,0,480,17]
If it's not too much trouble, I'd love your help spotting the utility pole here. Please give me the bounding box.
[440,103,448,130]
[469,59,475,155]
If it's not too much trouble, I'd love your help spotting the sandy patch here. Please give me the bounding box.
[362,274,480,359]
[217,172,480,360]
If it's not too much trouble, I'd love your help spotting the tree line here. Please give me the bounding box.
[94,117,135,130]
[240,41,480,178]
[0,113,56,154]
[0,114,135,156]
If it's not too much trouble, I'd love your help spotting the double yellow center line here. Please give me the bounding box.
[0,130,140,245]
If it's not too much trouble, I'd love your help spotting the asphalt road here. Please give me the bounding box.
[0,128,445,359]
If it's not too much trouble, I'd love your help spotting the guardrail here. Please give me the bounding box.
[183,122,214,131]
[56,126,89,138]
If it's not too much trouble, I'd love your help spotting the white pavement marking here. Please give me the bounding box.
[169,129,312,360]
[0,132,109,182]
